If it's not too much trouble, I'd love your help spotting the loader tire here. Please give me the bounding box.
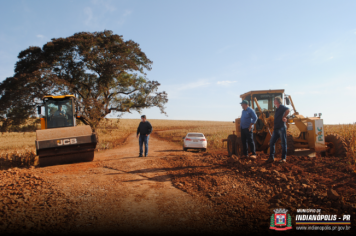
[325,133,348,158]
[227,135,237,157]
[287,132,295,155]
[235,137,244,157]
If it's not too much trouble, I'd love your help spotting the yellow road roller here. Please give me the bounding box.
[36,95,97,167]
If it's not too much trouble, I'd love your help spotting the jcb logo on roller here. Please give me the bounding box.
[57,138,77,146]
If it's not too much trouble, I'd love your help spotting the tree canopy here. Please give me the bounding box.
[0,30,167,131]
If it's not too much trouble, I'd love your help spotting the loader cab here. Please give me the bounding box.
[42,95,76,129]
[240,89,284,130]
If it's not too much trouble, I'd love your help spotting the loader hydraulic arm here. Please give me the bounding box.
[288,95,299,116]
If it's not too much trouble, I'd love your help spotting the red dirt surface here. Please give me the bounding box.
[157,150,356,234]
[0,133,355,235]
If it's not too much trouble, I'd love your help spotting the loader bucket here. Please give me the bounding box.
[35,126,97,167]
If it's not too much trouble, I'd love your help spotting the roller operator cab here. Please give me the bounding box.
[36,95,97,167]
[42,95,76,129]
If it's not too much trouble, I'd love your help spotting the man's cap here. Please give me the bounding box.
[141,115,146,118]
[240,100,249,105]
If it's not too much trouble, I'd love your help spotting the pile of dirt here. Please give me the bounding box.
[0,150,38,170]
[158,151,356,234]
[0,167,79,235]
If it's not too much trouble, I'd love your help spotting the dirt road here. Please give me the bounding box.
[1,132,355,235]
[1,133,224,235]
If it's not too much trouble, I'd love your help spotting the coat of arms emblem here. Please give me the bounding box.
[269,208,292,231]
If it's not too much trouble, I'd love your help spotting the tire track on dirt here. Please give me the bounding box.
[1,133,224,235]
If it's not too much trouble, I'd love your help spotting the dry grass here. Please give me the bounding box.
[324,124,356,159]
[0,132,37,151]
[97,119,235,150]
[1,119,355,170]
[0,119,235,169]
[155,122,235,150]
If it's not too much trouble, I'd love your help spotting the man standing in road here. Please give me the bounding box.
[136,115,152,157]
[266,96,290,163]
[240,100,257,159]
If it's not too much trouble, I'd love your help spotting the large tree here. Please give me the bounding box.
[0,30,167,132]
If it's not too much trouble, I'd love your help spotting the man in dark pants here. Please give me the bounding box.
[240,100,257,159]
[266,96,290,163]
[136,115,152,157]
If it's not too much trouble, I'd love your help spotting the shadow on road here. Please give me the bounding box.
[102,164,236,183]
[155,149,183,152]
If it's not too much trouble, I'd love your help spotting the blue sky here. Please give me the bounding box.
[1,0,356,124]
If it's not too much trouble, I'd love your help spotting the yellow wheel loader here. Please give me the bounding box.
[36,95,97,167]
[225,89,348,158]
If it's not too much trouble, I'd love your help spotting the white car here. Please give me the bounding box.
[183,133,207,152]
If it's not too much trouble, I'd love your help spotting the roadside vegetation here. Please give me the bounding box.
[0,119,355,170]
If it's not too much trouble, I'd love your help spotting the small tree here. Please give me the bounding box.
[0,30,167,132]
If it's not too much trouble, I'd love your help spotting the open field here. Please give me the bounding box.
[0,119,233,169]
[95,119,235,151]
[0,119,235,153]
[0,120,355,170]
[0,120,355,152]
[154,122,356,157]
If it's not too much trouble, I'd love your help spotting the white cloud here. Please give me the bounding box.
[84,4,130,27]
[346,86,356,90]
[293,91,306,95]
[118,10,132,26]
[177,80,211,91]
[309,90,322,94]
[84,7,94,25]
[160,79,212,99]
[36,34,44,38]
[92,0,117,12]
[217,80,236,86]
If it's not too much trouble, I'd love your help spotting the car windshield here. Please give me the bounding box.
[188,134,204,137]
[45,98,74,128]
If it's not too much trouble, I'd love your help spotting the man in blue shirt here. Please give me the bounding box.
[240,100,258,159]
[266,96,290,163]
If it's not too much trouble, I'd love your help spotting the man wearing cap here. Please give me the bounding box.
[136,115,152,157]
[240,100,258,158]
[266,96,290,163]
